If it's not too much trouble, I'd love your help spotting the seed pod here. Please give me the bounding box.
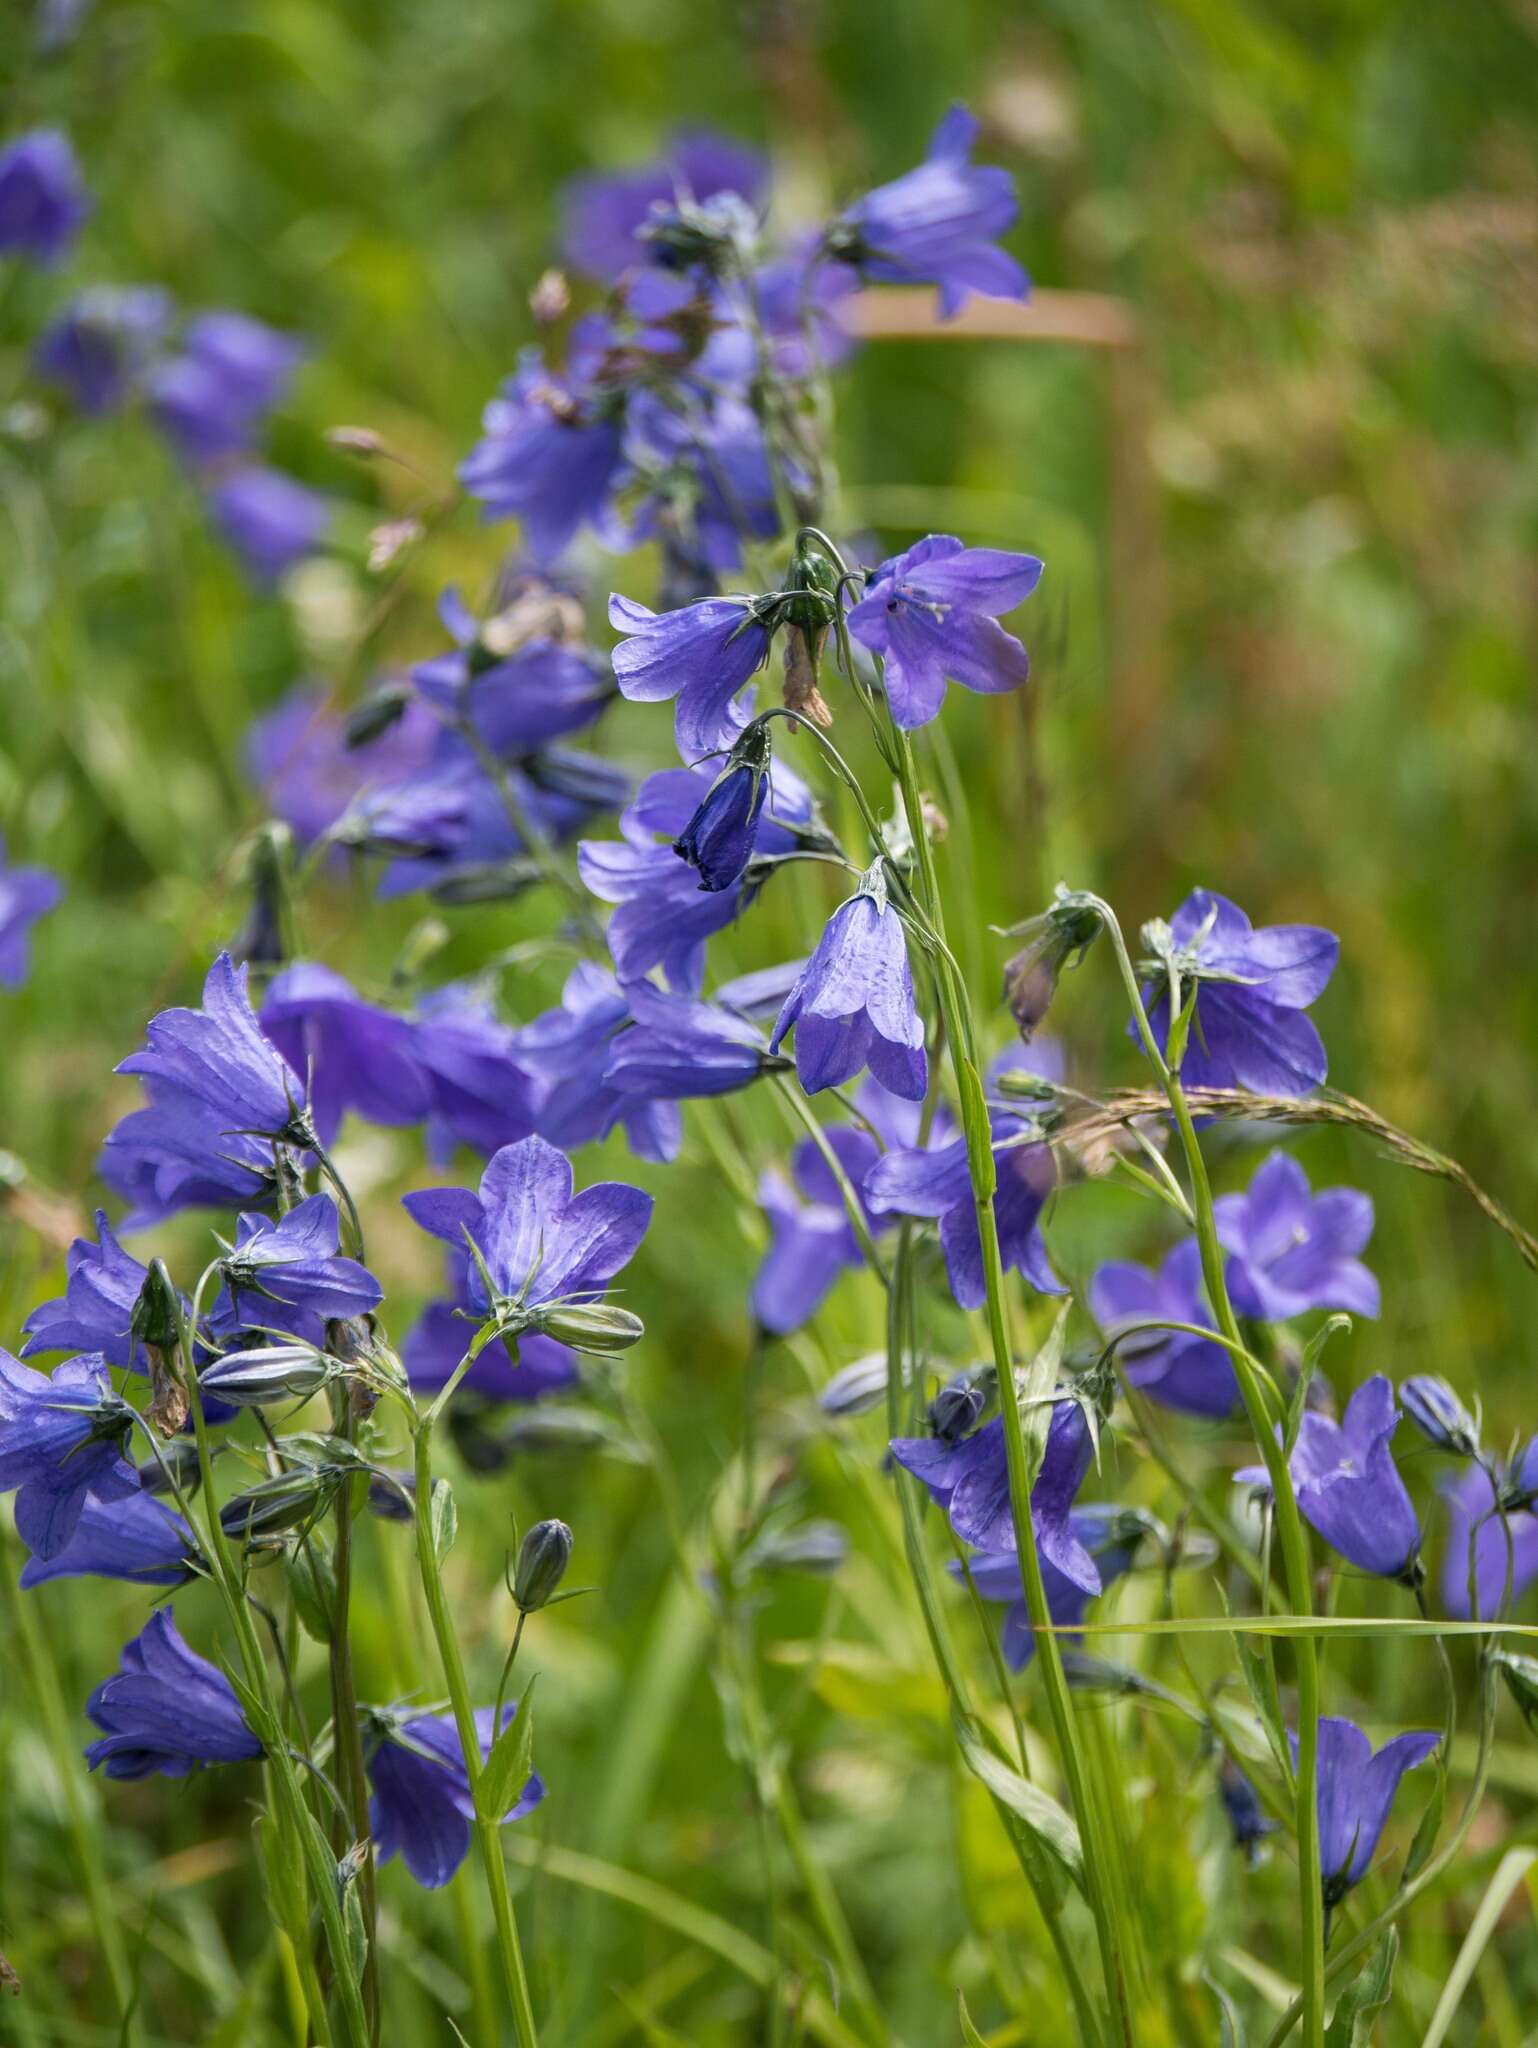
[513,1519,574,1613]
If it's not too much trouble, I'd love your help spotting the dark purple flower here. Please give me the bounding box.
[1302,1716,1438,1904]
[148,311,304,464]
[1289,1375,1420,1581]
[460,328,627,562]
[1214,1151,1378,1321]
[208,467,330,586]
[100,1090,289,1229]
[245,685,440,850]
[846,534,1041,731]
[402,1134,652,1322]
[1141,890,1339,1095]
[561,131,769,280]
[954,1504,1142,1670]
[514,964,681,1163]
[1220,1763,1277,1860]
[1088,1240,1237,1419]
[260,961,429,1146]
[0,836,63,988]
[604,982,786,1101]
[21,1488,196,1589]
[366,1703,544,1889]
[411,983,538,1159]
[403,1253,580,1404]
[84,1610,262,1781]
[624,389,781,577]
[0,129,89,265]
[1440,1447,1538,1619]
[118,952,307,1143]
[0,1350,138,1560]
[609,592,773,763]
[771,876,927,1100]
[34,285,171,414]
[892,1396,1098,1586]
[411,589,613,754]
[21,1210,170,1371]
[211,1193,382,1341]
[824,105,1026,319]
[673,731,772,892]
[865,1111,1061,1312]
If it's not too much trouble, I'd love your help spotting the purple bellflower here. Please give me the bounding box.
[403,1252,580,1405]
[954,1504,1144,1670]
[822,105,1027,319]
[118,952,308,1145]
[1215,1151,1379,1321]
[604,981,788,1101]
[1088,1240,1237,1419]
[1440,1446,1538,1619]
[1140,889,1339,1095]
[208,467,331,587]
[100,1091,290,1230]
[514,964,682,1164]
[410,983,538,1159]
[0,836,63,987]
[0,129,90,264]
[21,1489,196,1590]
[1253,1375,1420,1583]
[411,587,614,754]
[770,870,927,1100]
[84,1610,263,1780]
[892,1396,1099,1586]
[366,1704,544,1889]
[34,285,171,414]
[212,1193,382,1342]
[402,1134,652,1333]
[148,311,304,464]
[0,1350,139,1560]
[260,961,430,1146]
[21,1210,169,1371]
[561,131,768,280]
[609,591,773,763]
[845,535,1041,731]
[1304,1716,1439,1908]
[245,685,440,851]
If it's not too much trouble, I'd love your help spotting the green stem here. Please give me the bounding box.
[890,733,1134,2047]
[1086,893,1326,2048]
[327,1424,380,2044]
[411,1417,540,2048]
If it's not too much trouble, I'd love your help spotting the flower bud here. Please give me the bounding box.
[201,1346,335,1408]
[929,1372,986,1444]
[534,1302,645,1354]
[231,821,293,968]
[326,426,387,460]
[130,1256,184,1356]
[513,1519,574,1612]
[343,680,412,749]
[366,1470,416,1522]
[1400,1375,1479,1458]
[819,1353,889,1418]
[998,894,1104,1043]
[220,1467,343,1543]
[138,1440,204,1498]
[749,1519,848,1577]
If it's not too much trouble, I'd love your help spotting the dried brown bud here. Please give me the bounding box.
[481,587,586,656]
[146,1344,190,1439]
[781,626,832,731]
[326,426,388,459]
[367,517,423,574]
[529,269,571,324]
[919,794,949,843]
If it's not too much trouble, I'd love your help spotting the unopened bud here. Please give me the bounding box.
[534,1302,644,1354]
[429,858,545,905]
[343,679,412,749]
[201,1346,336,1408]
[232,822,292,968]
[367,517,423,574]
[1401,1375,1479,1458]
[138,1440,203,1498]
[819,1353,889,1418]
[221,1467,342,1543]
[998,892,1104,1044]
[326,426,388,459]
[366,1470,416,1522]
[750,1519,848,1576]
[929,1373,986,1444]
[130,1257,184,1355]
[513,1518,573,1612]
[529,269,570,324]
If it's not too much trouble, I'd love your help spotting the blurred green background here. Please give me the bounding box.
[3,0,1538,2042]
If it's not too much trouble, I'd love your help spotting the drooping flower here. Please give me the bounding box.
[244,685,440,850]
[210,1193,382,1343]
[1440,1446,1538,1619]
[118,952,308,1144]
[0,129,90,265]
[410,983,539,1159]
[561,131,769,280]
[1302,1716,1439,1907]
[100,1089,292,1229]
[259,961,429,1146]
[148,311,304,464]
[208,466,331,586]
[84,1610,263,1780]
[0,836,63,988]
[954,1504,1146,1670]
[34,285,171,414]
[1214,1152,1378,1321]
[822,105,1027,319]
[1088,1240,1237,1419]
[410,586,614,754]
[21,1210,169,1370]
[403,1253,580,1405]
[1285,1375,1420,1582]
[608,592,773,762]
[365,1703,544,1889]
[845,535,1041,731]
[770,872,927,1101]
[402,1134,652,1336]
[513,964,681,1164]
[603,982,787,1101]
[20,1488,196,1590]
[0,1351,139,1560]
[1140,889,1339,1095]
[892,1396,1098,1585]
[1400,1375,1479,1459]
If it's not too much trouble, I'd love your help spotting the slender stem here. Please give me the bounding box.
[773,1075,890,1284]
[1086,893,1327,2048]
[327,1420,380,2045]
[411,1417,540,2048]
[889,730,1133,2046]
[493,1610,529,1739]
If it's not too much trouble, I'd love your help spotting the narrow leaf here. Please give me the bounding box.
[1233,1623,1293,1788]
[430,1477,457,1563]
[477,1672,539,1823]
[1204,1973,1247,2048]
[1323,1928,1397,2048]
[952,1712,1083,1898]
[1286,1315,1352,1454]
[284,1536,336,1646]
[958,1990,990,2046]
[1018,1302,1072,1482]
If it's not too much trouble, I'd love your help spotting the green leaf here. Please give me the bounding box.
[219,1659,278,1752]
[1402,1764,1445,1884]
[1204,1972,1247,2048]
[283,1535,336,1646]
[339,1854,368,1991]
[958,1990,990,2046]
[1323,1928,1397,2048]
[1232,1617,1293,1788]
[430,1477,457,1562]
[1018,1302,1072,1482]
[952,1711,1082,1900]
[1286,1315,1352,1454]
[477,1672,539,1823]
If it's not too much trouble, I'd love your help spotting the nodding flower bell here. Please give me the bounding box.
[84,1612,263,1781]
[770,864,928,1102]
[999,893,1103,1043]
[1302,1716,1439,1913]
[1401,1375,1480,1459]
[673,719,775,892]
